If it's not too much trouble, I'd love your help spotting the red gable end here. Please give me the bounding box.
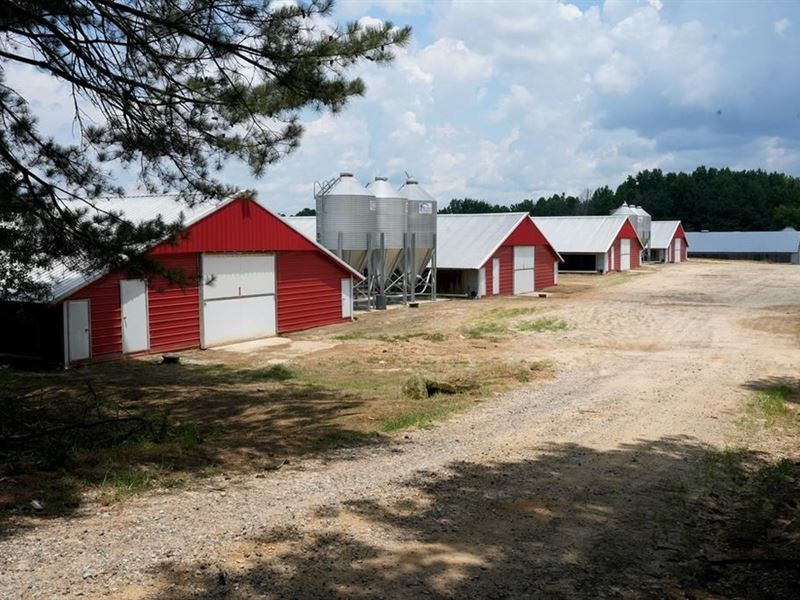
[502,216,552,248]
[150,196,321,256]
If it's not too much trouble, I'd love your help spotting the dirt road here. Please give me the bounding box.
[2,260,799,598]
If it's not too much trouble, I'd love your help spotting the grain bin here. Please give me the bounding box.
[398,178,437,279]
[314,173,377,272]
[366,176,407,286]
[632,205,651,254]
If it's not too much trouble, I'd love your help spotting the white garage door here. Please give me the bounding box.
[202,254,276,347]
[673,238,682,262]
[513,246,535,294]
[620,239,631,271]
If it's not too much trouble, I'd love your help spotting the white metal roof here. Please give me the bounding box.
[685,230,800,254]
[531,215,634,254]
[28,193,362,303]
[283,216,317,240]
[650,221,683,250]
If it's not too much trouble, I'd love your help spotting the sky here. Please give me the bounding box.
[6,0,800,214]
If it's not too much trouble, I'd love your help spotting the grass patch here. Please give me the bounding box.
[516,317,568,333]
[746,386,791,425]
[461,321,510,339]
[232,364,296,382]
[100,469,153,504]
[379,398,468,432]
[487,306,539,319]
[335,331,447,343]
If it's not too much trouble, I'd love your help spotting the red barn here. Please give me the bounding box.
[0,194,363,367]
[650,221,688,263]
[532,216,644,273]
[431,213,562,297]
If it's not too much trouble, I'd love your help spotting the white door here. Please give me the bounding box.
[554,261,559,285]
[120,279,149,353]
[478,267,487,297]
[66,300,90,362]
[673,238,682,262]
[609,246,615,272]
[513,246,535,294]
[341,278,353,318]
[620,239,631,271]
[202,254,276,347]
[492,258,500,295]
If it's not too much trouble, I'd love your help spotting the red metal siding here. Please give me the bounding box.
[277,252,347,333]
[494,247,514,295]
[148,254,200,353]
[484,257,494,296]
[535,245,558,289]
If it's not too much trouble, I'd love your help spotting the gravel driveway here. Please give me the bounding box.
[2,260,799,598]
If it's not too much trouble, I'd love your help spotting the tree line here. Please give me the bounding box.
[438,167,800,232]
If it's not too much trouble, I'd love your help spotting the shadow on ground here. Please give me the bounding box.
[0,360,376,537]
[148,436,800,599]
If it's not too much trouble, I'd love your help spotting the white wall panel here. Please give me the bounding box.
[202,254,275,299]
[513,246,535,270]
[203,295,276,347]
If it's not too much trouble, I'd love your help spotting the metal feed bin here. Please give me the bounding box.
[399,178,437,281]
[366,176,408,289]
[315,173,377,273]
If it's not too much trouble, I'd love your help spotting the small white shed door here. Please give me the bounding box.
[492,258,500,295]
[66,300,90,362]
[513,246,535,294]
[620,239,631,271]
[202,254,276,347]
[673,238,682,262]
[478,267,487,297]
[341,278,353,318]
[121,280,149,354]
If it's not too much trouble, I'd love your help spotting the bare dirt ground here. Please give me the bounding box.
[2,260,800,598]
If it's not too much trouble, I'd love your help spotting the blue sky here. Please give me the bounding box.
[7,0,800,214]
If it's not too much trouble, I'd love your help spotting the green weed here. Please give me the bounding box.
[461,321,509,339]
[747,386,791,425]
[516,318,568,333]
[379,400,467,432]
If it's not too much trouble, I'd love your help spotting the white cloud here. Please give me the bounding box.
[416,38,493,82]
[594,53,639,94]
[774,18,791,36]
